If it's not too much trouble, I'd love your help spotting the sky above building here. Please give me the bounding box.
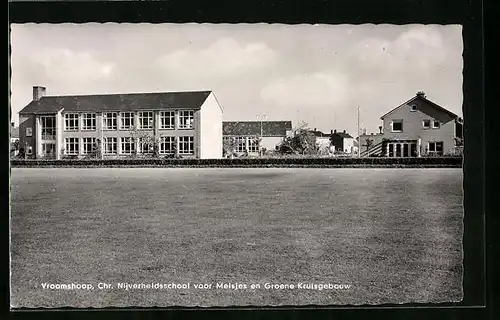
[10,23,462,136]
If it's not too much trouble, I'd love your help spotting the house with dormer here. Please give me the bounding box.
[363,91,463,157]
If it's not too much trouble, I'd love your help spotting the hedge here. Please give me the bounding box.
[11,157,463,168]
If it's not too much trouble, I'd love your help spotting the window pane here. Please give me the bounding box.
[392,121,403,131]
[179,110,194,129]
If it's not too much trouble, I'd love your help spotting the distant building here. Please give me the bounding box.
[222,121,292,156]
[10,122,19,156]
[357,127,384,157]
[330,129,355,153]
[309,129,332,154]
[375,91,463,157]
[10,122,19,143]
[18,86,223,159]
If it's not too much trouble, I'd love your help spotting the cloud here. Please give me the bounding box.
[32,48,116,82]
[348,26,449,76]
[260,72,350,108]
[154,38,277,77]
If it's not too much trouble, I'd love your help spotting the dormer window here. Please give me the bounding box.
[410,105,417,112]
[432,120,440,129]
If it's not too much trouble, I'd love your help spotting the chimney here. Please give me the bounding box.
[378,125,382,134]
[334,129,337,134]
[33,86,46,101]
[343,130,346,133]
[330,129,333,134]
[314,128,317,132]
[416,91,426,98]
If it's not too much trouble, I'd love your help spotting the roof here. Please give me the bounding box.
[332,132,353,139]
[11,127,19,139]
[19,91,213,114]
[380,94,458,120]
[309,130,331,138]
[223,121,292,137]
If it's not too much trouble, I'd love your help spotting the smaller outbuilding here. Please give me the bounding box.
[330,129,355,154]
[222,121,292,157]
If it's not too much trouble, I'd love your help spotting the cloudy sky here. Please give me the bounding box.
[10,23,462,135]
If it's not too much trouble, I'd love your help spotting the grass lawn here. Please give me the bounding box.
[10,168,463,307]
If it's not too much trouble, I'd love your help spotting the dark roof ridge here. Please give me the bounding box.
[39,89,213,99]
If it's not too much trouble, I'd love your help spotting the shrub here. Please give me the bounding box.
[10,156,463,168]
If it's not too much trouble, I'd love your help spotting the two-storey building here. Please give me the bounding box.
[18,86,223,159]
[378,91,463,157]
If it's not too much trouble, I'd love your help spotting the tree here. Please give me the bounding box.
[365,138,373,152]
[278,121,319,155]
[129,128,157,158]
[223,137,236,158]
[254,135,263,156]
[91,139,102,159]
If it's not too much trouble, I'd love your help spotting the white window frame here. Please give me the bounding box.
[120,112,135,130]
[81,113,97,131]
[82,137,97,155]
[178,136,194,155]
[64,113,79,131]
[432,120,440,129]
[235,137,247,153]
[159,136,175,154]
[178,110,194,129]
[248,137,259,153]
[138,137,153,154]
[65,137,79,155]
[428,141,444,155]
[120,137,135,154]
[138,111,154,130]
[159,111,175,130]
[104,137,117,154]
[391,120,403,132]
[103,112,118,130]
[41,116,56,140]
[422,119,431,129]
[410,105,417,112]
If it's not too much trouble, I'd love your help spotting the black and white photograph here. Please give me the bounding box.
[9,22,465,308]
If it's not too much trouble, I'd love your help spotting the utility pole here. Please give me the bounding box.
[357,106,361,158]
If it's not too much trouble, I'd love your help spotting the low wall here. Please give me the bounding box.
[11,157,463,168]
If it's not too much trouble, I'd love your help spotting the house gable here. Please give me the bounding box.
[380,94,458,121]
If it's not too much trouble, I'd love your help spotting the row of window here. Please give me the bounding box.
[63,111,194,131]
[64,136,194,155]
[223,136,260,153]
[391,119,440,132]
[386,141,444,157]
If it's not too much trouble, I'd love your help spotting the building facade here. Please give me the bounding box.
[309,129,333,155]
[18,86,223,159]
[10,122,20,156]
[222,121,292,157]
[379,91,463,157]
[357,91,463,157]
[330,130,355,154]
[357,132,384,157]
